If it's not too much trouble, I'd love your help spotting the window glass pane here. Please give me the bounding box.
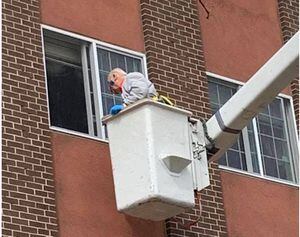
[210,103,219,115]
[46,59,88,133]
[257,114,272,136]
[248,130,256,152]
[102,95,115,116]
[251,153,260,173]
[110,52,126,70]
[275,139,289,161]
[45,39,81,65]
[260,135,275,157]
[238,135,245,151]
[247,127,260,174]
[219,154,227,166]
[126,57,135,73]
[98,49,110,71]
[241,153,247,171]
[231,141,239,150]
[278,160,293,181]
[272,118,285,139]
[115,97,123,105]
[219,85,232,105]
[227,150,242,169]
[133,58,142,72]
[260,104,270,115]
[264,156,279,178]
[100,71,110,94]
[269,98,282,119]
[208,83,218,104]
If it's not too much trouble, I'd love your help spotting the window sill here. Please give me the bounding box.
[219,165,299,188]
[49,126,109,144]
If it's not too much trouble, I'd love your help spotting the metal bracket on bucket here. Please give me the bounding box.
[189,118,210,191]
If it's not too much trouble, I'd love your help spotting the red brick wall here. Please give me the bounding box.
[40,0,145,52]
[2,0,59,236]
[140,0,227,236]
[278,0,299,132]
[221,171,299,237]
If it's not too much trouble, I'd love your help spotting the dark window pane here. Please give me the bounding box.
[126,57,134,73]
[247,122,254,132]
[45,40,82,66]
[46,59,88,133]
[133,58,142,72]
[219,154,227,166]
[208,83,218,104]
[264,157,278,178]
[102,95,114,116]
[258,115,272,136]
[115,97,123,105]
[260,105,269,116]
[251,153,260,173]
[110,52,126,70]
[210,103,219,115]
[100,71,110,94]
[269,99,282,119]
[238,135,245,151]
[260,135,275,157]
[98,49,110,71]
[227,150,241,169]
[278,161,293,181]
[272,118,285,139]
[219,85,232,105]
[230,142,239,150]
[248,130,257,153]
[275,139,289,161]
[241,153,247,171]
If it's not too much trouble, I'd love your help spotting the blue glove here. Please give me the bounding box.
[110,104,124,115]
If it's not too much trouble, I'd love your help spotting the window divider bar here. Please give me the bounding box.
[81,44,95,136]
[241,127,254,173]
[89,42,105,139]
[280,98,297,182]
[285,97,299,183]
[252,118,265,177]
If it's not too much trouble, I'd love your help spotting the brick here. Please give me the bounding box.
[141,1,227,235]
[21,226,38,234]
[2,2,58,236]
[4,223,22,231]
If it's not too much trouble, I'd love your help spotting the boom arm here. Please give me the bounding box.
[205,31,299,162]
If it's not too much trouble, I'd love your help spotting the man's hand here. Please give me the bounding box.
[110,104,124,115]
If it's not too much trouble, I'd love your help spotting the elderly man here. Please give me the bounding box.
[107,68,157,114]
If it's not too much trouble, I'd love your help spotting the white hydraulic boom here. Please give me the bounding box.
[205,31,299,162]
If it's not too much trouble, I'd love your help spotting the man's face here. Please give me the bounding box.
[108,73,123,94]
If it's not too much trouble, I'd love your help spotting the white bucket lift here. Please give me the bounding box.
[102,31,298,222]
[102,99,209,221]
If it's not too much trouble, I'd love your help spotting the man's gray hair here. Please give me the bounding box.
[108,68,127,80]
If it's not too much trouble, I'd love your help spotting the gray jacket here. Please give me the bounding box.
[122,72,157,105]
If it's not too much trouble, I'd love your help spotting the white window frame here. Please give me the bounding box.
[207,71,299,187]
[41,24,147,142]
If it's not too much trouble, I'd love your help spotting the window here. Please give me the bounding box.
[97,47,142,115]
[44,32,90,134]
[43,28,144,139]
[208,76,299,184]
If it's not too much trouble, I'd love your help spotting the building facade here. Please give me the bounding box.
[2,0,299,236]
